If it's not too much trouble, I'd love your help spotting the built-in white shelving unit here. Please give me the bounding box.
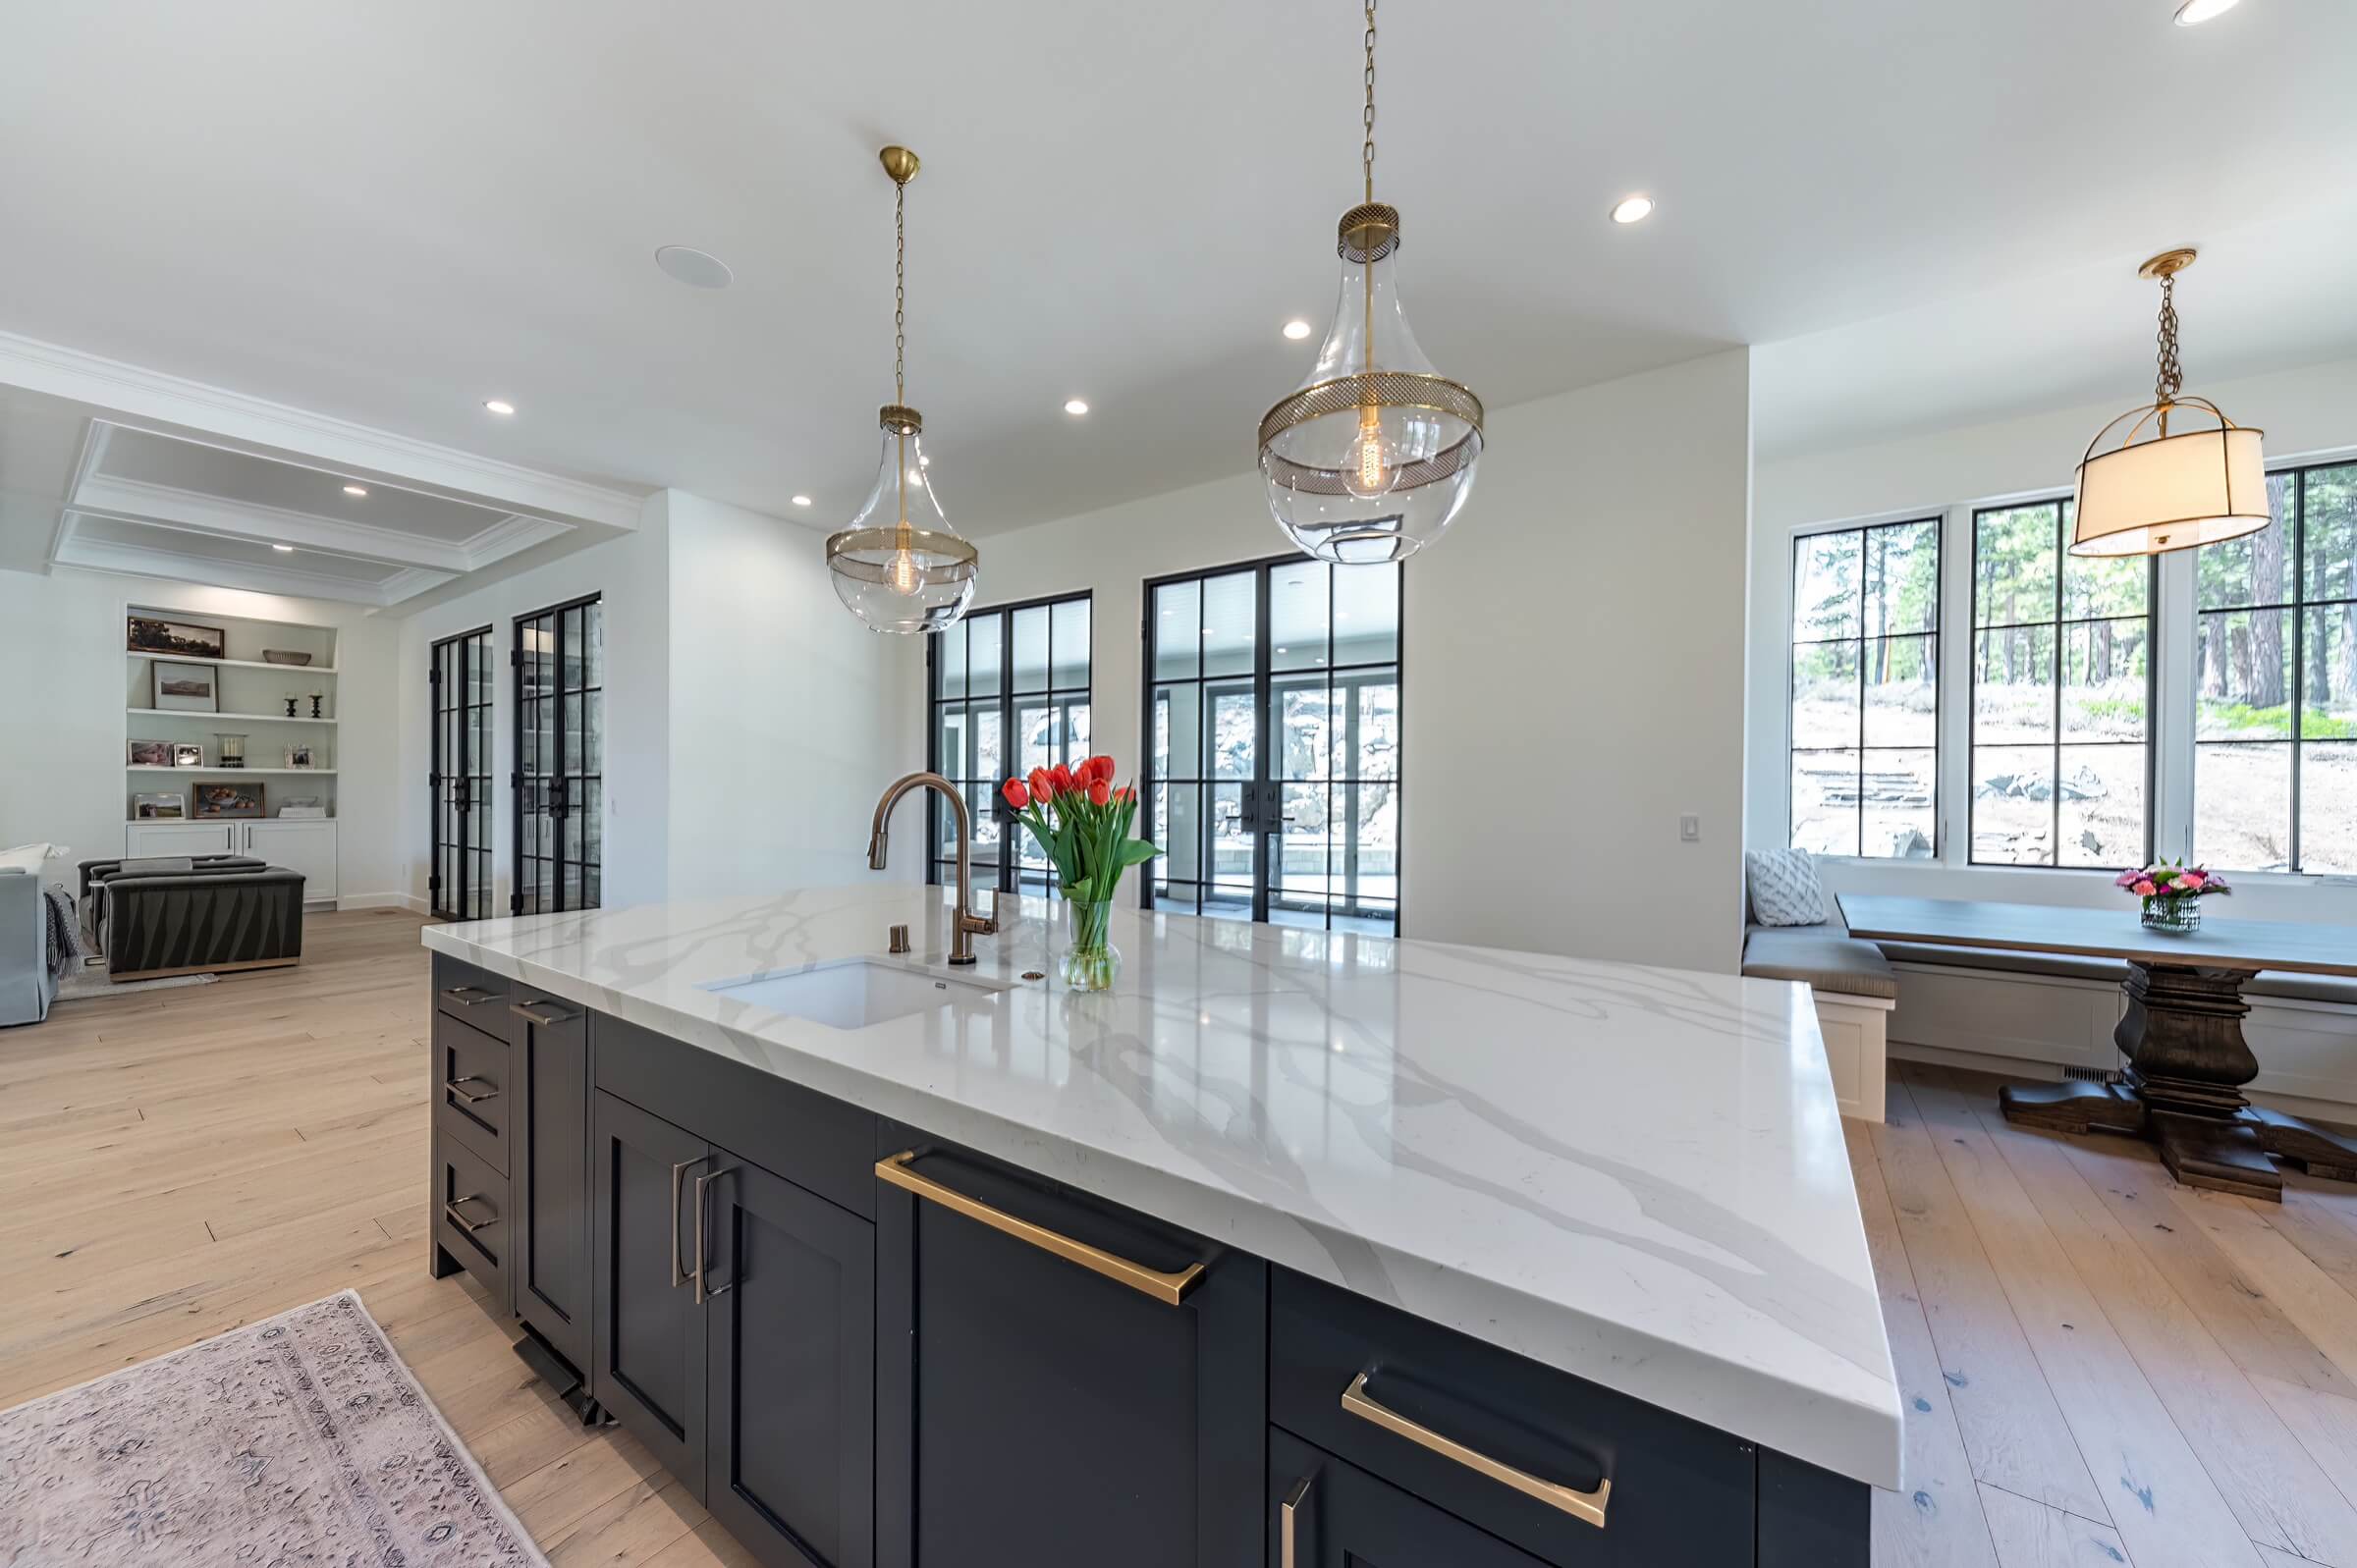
[123,602,342,900]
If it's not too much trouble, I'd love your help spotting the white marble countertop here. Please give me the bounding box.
[422,886,1900,1487]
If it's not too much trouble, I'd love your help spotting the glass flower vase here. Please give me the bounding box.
[1061,897,1121,992]
[2142,894,2201,934]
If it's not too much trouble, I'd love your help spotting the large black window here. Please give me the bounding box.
[428,625,493,921]
[2195,460,2357,873]
[1788,518,1940,858]
[1142,556,1400,935]
[1969,500,2154,867]
[513,593,602,914]
[927,594,1091,895]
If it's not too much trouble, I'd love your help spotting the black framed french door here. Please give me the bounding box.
[1141,555,1402,935]
[926,593,1093,897]
[512,594,603,915]
[428,625,494,921]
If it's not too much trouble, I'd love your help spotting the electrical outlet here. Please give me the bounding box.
[1678,814,1701,842]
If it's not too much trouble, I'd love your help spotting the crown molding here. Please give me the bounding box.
[51,528,458,607]
[0,329,646,530]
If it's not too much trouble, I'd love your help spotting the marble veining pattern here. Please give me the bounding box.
[424,886,1901,1486]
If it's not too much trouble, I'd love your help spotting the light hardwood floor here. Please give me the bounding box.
[6,910,2357,1568]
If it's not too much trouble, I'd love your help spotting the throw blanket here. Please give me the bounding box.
[42,884,86,977]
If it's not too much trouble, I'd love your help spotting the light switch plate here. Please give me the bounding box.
[1679,814,1701,842]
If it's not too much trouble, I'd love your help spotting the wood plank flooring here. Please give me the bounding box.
[4,911,2356,1568]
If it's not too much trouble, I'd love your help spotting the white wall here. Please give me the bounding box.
[928,350,1756,972]
[0,568,406,902]
[1747,352,2357,923]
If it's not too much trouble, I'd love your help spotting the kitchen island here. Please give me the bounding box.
[422,886,1898,1568]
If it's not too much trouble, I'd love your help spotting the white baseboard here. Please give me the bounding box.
[336,892,428,914]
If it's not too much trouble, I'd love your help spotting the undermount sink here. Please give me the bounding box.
[701,958,1012,1031]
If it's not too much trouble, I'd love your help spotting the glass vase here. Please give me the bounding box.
[1061,897,1120,992]
[2142,895,2201,934]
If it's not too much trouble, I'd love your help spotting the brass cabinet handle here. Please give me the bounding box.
[670,1155,710,1288]
[1341,1372,1611,1529]
[875,1149,1205,1305]
[692,1168,738,1306]
[443,985,502,1005]
[1281,1473,1313,1568]
[444,1075,498,1104]
[510,999,576,1027]
[444,1194,496,1233]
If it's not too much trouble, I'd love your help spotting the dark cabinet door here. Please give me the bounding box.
[875,1144,1264,1568]
[590,1089,709,1498]
[702,1152,876,1568]
[514,995,591,1378]
[1270,1428,1553,1568]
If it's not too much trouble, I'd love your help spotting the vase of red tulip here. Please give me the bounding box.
[1001,755,1157,992]
[2115,859,2229,934]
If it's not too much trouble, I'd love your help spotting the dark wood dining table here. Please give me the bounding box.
[1838,893,2357,1201]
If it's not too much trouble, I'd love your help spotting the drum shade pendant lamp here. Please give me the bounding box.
[826,144,978,633]
[2070,248,2268,558]
[1257,0,1484,565]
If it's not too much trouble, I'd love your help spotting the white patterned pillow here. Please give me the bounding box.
[1746,848,1827,927]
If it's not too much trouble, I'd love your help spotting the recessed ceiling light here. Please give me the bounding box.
[2173,0,2240,23]
[1611,194,1656,225]
[273,543,296,553]
[1283,319,1313,341]
[483,399,517,416]
[342,484,368,497]
[792,494,812,507]
[654,244,734,289]
[1065,399,1089,415]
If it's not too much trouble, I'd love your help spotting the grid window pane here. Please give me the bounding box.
[1973,627,2056,742]
[1051,597,1089,691]
[1862,636,1936,747]
[1865,519,1939,635]
[2305,465,2357,603]
[1794,532,1863,641]
[2195,743,2291,872]
[1201,572,1256,679]
[1154,582,1200,681]
[1791,751,1862,857]
[2306,604,2356,734]
[2302,742,2357,874]
[1791,642,1862,748]
[1972,745,2056,864]
[2198,609,2295,737]
[2060,618,2148,740]
[1271,561,1330,673]
[967,611,1003,698]
[2056,744,2145,868]
[1862,748,1937,860]
[1974,505,2060,626]
[1333,564,1400,666]
[1011,606,1050,695]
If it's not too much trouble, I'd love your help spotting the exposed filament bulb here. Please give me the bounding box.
[884,526,922,596]
[1343,404,1397,500]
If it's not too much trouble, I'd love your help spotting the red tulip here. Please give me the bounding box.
[1088,755,1115,786]
[1002,779,1030,812]
[1116,784,1134,804]
[1028,767,1054,802]
[1050,763,1074,794]
[1089,780,1111,807]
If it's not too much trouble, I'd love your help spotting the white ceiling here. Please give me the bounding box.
[3,0,2355,542]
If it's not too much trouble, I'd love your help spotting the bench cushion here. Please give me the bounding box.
[1875,942,2131,985]
[2246,971,2357,1007]
[1742,924,1898,1000]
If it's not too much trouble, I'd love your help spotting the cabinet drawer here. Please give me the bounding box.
[433,1132,511,1314]
[433,954,512,1027]
[1270,1427,1554,1568]
[1271,1271,1754,1567]
[433,1013,510,1173]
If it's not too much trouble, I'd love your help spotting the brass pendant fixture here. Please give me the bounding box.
[826,144,979,634]
[2070,247,2268,558]
[1257,0,1484,565]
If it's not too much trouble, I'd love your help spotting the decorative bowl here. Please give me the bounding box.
[261,650,313,667]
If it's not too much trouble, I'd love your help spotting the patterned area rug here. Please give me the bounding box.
[0,1291,546,1565]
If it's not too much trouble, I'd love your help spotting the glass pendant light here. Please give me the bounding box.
[2071,248,2268,558]
[1258,0,1483,565]
[827,144,978,633]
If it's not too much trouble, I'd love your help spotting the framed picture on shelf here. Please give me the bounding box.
[127,616,227,660]
[172,743,204,768]
[132,791,187,821]
[192,782,265,820]
[128,739,173,767]
[150,660,219,713]
[284,743,315,769]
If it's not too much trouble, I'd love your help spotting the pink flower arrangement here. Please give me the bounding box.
[2114,860,2229,905]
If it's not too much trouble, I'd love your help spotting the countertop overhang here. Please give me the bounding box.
[422,886,1900,1487]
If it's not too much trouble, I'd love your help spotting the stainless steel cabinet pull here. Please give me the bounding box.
[670,1156,710,1288]
[875,1149,1205,1305]
[1341,1371,1611,1529]
[444,1075,498,1104]
[1281,1473,1313,1568]
[510,1000,576,1027]
[443,985,502,1005]
[444,1195,496,1233]
[692,1168,738,1306]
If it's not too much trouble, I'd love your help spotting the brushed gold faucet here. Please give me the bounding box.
[867,771,998,965]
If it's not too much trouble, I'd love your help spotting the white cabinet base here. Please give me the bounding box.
[123,819,338,902]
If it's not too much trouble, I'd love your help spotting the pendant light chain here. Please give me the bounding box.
[1362,0,1378,203]
[2154,272,2182,407]
[894,179,907,405]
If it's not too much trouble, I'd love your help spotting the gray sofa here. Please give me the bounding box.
[0,867,58,1026]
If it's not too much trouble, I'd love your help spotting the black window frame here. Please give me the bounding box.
[925,591,1093,897]
[1139,552,1404,935]
[1786,516,1944,860]
[2194,457,2357,874]
[428,624,494,921]
[1967,498,2159,869]
[511,591,603,915]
